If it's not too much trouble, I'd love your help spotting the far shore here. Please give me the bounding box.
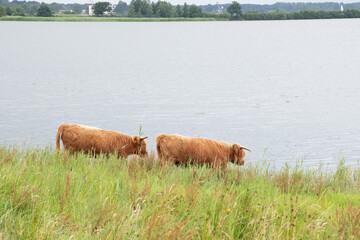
[0,16,227,22]
[2,13,360,22]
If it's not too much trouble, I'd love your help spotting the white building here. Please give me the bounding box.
[89,4,94,16]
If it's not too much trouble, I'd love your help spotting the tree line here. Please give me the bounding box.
[128,0,229,18]
[97,0,360,20]
[93,0,229,18]
[0,3,53,17]
[1,0,360,20]
[243,9,360,20]
[202,2,360,13]
[0,0,84,16]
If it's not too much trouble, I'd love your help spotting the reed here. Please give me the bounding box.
[0,145,359,239]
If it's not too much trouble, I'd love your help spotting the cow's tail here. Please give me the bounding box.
[56,124,65,151]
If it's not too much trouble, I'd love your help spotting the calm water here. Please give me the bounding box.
[1,20,360,170]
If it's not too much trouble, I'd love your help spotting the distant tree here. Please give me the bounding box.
[175,4,181,17]
[114,0,128,15]
[27,4,40,15]
[345,9,360,18]
[128,5,135,16]
[128,0,152,17]
[5,6,13,16]
[153,1,174,17]
[49,2,61,13]
[13,6,26,16]
[182,2,188,17]
[0,0,9,5]
[93,2,111,16]
[151,1,156,14]
[139,0,152,16]
[271,9,287,20]
[0,5,6,17]
[71,4,84,14]
[189,4,202,17]
[227,1,242,20]
[36,5,52,17]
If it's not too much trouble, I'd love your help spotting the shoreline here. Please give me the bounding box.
[1,15,360,22]
[0,16,226,22]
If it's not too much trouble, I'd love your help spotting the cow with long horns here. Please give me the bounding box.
[156,134,250,168]
[56,123,148,157]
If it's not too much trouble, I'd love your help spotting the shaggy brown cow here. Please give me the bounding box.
[156,134,250,168]
[56,123,148,157]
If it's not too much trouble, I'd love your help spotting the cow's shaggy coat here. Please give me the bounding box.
[56,123,148,157]
[156,134,249,168]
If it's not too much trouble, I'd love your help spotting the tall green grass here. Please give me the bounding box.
[1,145,360,239]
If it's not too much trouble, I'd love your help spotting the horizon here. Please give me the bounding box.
[6,0,355,6]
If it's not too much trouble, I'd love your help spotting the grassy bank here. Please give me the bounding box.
[1,145,360,239]
[0,16,225,22]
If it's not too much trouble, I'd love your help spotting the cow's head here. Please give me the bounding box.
[231,143,250,165]
[132,136,149,157]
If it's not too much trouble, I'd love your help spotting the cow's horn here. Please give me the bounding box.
[240,146,251,152]
[140,136,148,140]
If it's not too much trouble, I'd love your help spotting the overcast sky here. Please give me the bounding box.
[40,0,355,6]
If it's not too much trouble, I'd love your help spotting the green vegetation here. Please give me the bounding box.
[240,2,360,13]
[0,15,224,22]
[1,0,360,21]
[36,5,52,17]
[0,5,6,17]
[153,1,175,18]
[114,0,128,15]
[1,145,360,238]
[243,9,360,21]
[4,6,25,16]
[1,9,360,22]
[227,1,242,20]
[128,0,152,17]
[93,1,112,16]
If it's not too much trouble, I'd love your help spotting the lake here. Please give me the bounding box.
[1,19,359,170]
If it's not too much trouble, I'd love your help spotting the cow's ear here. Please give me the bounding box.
[132,136,140,144]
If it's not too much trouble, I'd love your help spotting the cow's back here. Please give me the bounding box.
[61,124,119,154]
[182,137,230,164]
[156,134,231,165]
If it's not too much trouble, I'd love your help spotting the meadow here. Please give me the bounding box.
[1,145,360,239]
